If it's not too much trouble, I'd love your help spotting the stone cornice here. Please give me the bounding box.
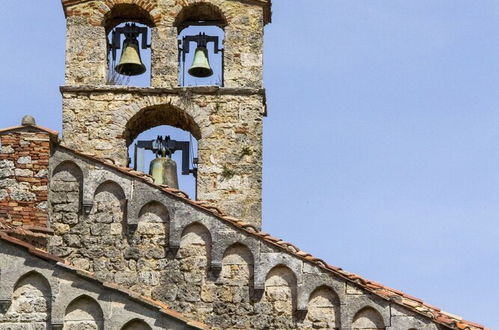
[61,0,272,24]
[60,85,266,96]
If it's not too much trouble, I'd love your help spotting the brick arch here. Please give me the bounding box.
[102,1,159,31]
[174,1,229,32]
[123,103,202,146]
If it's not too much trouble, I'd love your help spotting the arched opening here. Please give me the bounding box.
[64,295,104,330]
[175,3,227,87]
[105,4,154,87]
[125,105,200,197]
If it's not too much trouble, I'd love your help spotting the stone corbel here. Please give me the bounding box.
[82,200,93,215]
[0,299,11,313]
[210,260,222,280]
[51,321,64,330]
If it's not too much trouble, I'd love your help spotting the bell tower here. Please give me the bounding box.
[60,0,271,227]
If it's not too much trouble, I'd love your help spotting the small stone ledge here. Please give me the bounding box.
[60,85,266,97]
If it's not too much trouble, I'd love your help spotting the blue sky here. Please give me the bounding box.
[0,1,498,328]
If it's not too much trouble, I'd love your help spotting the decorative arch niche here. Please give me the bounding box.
[264,265,297,317]
[64,295,104,330]
[306,286,340,328]
[121,319,152,330]
[9,271,51,326]
[352,306,385,330]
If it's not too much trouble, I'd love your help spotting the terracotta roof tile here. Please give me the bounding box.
[0,124,59,138]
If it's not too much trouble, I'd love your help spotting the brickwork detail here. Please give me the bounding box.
[0,128,51,228]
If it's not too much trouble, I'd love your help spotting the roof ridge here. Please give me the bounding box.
[0,124,59,137]
[56,144,488,330]
[0,231,209,329]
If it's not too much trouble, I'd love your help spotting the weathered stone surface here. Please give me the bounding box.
[61,0,267,226]
[0,240,202,329]
[45,148,456,330]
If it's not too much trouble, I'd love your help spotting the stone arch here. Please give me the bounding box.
[121,318,152,330]
[305,286,340,329]
[101,1,159,29]
[219,243,254,304]
[7,271,51,326]
[179,222,212,266]
[352,306,385,330]
[174,2,228,32]
[51,160,84,216]
[64,295,104,330]
[124,104,202,146]
[263,265,297,319]
[138,201,170,222]
[131,201,169,258]
[93,180,127,216]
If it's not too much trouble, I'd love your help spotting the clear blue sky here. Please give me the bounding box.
[0,1,498,328]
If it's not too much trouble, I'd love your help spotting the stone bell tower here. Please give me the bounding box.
[60,0,271,227]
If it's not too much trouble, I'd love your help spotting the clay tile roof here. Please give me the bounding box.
[0,124,59,140]
[55,145,488,330]
[0,232,209,329]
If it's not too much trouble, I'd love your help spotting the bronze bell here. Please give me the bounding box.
[149,155,179,189]
[188,46,213,78]
[115,38,146,76]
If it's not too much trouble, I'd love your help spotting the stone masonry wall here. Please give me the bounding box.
[61,87,264,227]
[48,147,448,330]
[0,127,51,228]
[0,238,204,329]
[62,0,266,89]
[60,0,267,227]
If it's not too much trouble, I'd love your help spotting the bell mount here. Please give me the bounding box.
[109,23,150,63]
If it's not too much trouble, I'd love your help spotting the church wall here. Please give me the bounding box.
[0,239,203,330]
[48,147,449,330]
[60,0,267,227]
[0,127,51,228]
[61,87,264,226]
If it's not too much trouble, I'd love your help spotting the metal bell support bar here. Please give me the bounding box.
[134,136,197,187]
[109,23,150,76]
